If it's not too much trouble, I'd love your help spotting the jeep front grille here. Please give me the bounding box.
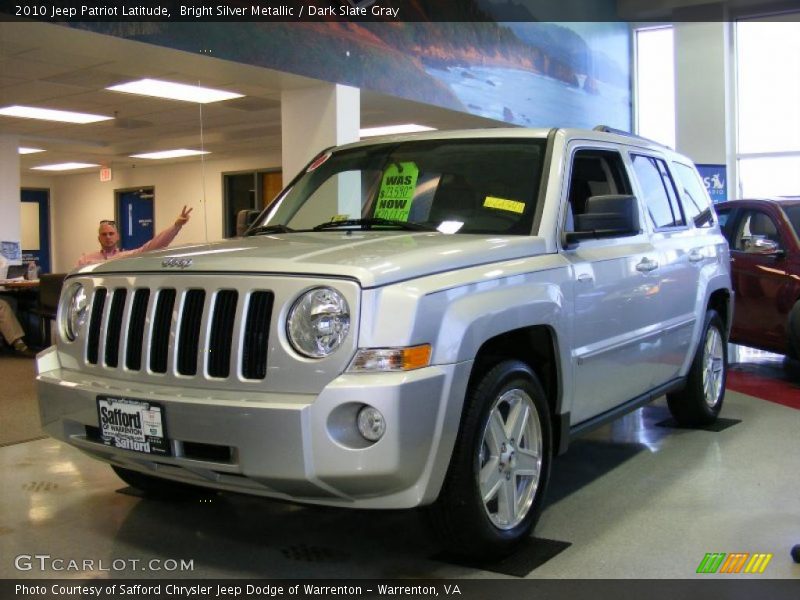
[85,285,273,381]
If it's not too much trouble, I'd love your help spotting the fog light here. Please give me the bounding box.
[357,406,386,442]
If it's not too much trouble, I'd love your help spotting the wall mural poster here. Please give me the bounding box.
[696,164,728,203]
[72,1,631,130]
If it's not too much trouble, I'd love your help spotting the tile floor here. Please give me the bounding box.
[1,360,799,580]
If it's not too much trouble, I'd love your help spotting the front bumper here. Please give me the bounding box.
[36,347,472,508]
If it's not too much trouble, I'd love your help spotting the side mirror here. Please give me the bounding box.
[745,237,783,256]
[564,194,640,246]
[236,209,260,236]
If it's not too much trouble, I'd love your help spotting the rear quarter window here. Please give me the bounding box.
[672,162,715,228]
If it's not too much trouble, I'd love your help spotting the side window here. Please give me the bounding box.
[672,162,715,228]
[732,210,781,252]
[565,149,632,233]
[631,154,686,229]
[717,210,731,233]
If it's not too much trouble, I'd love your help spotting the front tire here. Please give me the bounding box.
[667,309,727,427]
[430,360,552,559]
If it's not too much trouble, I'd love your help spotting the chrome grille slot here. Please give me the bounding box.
[150,289,176,374]
[126,289,150,371]
[86,288,107,365]
[177,289,206,376]
[208,290,238,378]
[242,291,273,380]
[104,289,127,368]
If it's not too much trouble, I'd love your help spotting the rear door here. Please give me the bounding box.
[628,153,701,386]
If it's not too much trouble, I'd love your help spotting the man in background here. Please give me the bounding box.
[77,205,192,267]
[0,254,35,357]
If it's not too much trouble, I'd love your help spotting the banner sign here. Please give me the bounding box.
[696,164,727,203]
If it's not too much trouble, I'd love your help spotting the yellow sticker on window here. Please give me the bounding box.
[375,162,419,222]
[483,196,525,214]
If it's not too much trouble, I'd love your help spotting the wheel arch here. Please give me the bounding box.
[467,326,562,454]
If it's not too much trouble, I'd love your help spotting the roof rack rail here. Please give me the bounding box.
[592,125,669,148]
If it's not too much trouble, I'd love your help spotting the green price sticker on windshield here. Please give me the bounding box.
[375,162,419,222]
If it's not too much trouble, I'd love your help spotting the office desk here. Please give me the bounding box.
[0,279,39,291]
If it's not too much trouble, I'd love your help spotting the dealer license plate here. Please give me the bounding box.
[96,396,170,456]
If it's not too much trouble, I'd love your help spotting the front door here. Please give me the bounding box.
[117,189,154,250]
[728,208,789,351]
[20,188,51,274]
[562,147,662,423]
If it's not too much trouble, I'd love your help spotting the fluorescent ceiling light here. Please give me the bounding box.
[360,124,436,137]
[19,147,45,154]
[0,105,112,124]
[31,162,99,171]
[130,149,210,160]
[107,78,244,103]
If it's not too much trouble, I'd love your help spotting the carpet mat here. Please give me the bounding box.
[0,354,44,445]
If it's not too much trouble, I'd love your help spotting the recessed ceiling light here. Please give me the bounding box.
[19,147,45,154]
[130,149,210,159]
[107,78,244,103]
[31,162,99,171]
[0,105,113,124]
[360,124,436,137]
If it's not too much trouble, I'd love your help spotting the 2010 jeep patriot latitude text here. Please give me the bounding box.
[37,127,732,558]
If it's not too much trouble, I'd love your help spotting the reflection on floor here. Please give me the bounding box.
[1,355,799,579]
[727,346,800,410]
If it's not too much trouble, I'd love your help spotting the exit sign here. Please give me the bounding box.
[99,166,112,182]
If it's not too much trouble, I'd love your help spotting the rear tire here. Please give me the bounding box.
[429,360,552,560]
[111,465,207,500]
[667,310,727,427]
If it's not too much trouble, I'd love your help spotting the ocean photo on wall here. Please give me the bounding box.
[70,0,632,130]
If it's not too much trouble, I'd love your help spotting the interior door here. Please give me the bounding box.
[117,189,154,250]
[20,188,50,274]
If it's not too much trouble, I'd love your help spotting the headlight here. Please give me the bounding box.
[286,287,350,358]
[62,283,88,341]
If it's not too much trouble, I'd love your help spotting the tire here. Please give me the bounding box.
[786,301,800,360]
[429,360,552,559]
[667,309,727,427]
[111,465,207,500]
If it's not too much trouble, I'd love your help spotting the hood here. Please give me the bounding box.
[77,232,549,288]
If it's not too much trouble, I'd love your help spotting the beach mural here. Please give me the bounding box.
[69,1,631,130]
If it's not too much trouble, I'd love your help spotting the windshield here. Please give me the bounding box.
[251,138,547,235]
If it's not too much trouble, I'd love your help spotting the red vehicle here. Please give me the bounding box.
[715,198,800,357]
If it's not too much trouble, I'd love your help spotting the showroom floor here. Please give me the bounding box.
[1,351,798,580]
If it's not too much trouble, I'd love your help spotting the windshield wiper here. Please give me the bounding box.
[246,224,296,236]
[312,218,434,232]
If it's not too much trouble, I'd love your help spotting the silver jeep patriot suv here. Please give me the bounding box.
[37,127,732,559]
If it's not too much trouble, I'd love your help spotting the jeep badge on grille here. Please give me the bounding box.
[162,258,192,269]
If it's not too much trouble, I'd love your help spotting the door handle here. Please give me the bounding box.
[577,273,593,283]
[688,249,704,263]
[636,257,659,273]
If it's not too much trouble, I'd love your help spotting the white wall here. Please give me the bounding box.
[0,135,22,264]
[674,22,733,165]
[21,152,280,273]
